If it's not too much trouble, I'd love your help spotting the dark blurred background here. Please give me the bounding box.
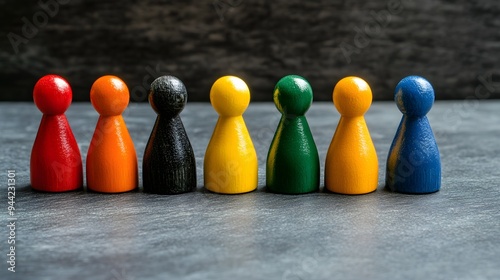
[1,0,499,101]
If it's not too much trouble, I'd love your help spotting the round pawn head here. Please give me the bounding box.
[33,74,72,115]
[90,75,129,116]
[210,76,250,117]
[333,76,372,117]
[149,75,187,116]
[395,76,434,117]
[273,75,313,116]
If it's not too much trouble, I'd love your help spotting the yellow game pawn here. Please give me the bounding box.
[325,76,378,194]
[204,76,258,194]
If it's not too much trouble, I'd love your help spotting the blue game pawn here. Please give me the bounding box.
[385,76,441,194]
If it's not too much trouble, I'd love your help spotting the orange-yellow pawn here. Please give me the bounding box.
[204,76,258,194]
[325,77,378,194]
[86,75,138,193]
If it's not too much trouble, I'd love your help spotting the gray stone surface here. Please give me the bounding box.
[1,101,499,280]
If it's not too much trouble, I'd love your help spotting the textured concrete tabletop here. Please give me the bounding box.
[1,101,499,280]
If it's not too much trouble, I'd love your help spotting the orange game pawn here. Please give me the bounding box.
[324,77,378,194]
[86,75,138,193]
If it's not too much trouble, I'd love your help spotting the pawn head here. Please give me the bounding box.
[33,75,72,115]
[90,75,129,116]
[210,76,250,117]
[333,76,372,117]
[395,76,435,117]
[149,75,187,116]
[273,75,313,116]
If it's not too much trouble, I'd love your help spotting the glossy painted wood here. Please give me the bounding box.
[30,75,83,192]
[143,76,197,194]
[204,76,258,194]
[386,76,441,194]
[266,75,319,194]
[86,75,138,193]
[325,77,378,194]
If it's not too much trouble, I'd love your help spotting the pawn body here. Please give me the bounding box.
[386,76,441,194]
[204,76,258,194]
[86,75,138,193]
[31,75,83,192]
[266,75,319,194]
[325,77,378,194]
[143,76,197,194]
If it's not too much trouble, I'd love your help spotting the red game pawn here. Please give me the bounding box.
[30,75,83,192]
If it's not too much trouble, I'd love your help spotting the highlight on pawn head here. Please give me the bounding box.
[210,76,250,117]
[33,74,72,115]
[273,75,313,116]
[333,76,372,117]
[395,76,435,117]
[90,75,130,116]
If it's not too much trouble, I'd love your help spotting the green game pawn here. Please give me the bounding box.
[266,75,320,194]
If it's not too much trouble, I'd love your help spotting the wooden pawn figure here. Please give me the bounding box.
[86,75,138,193]
[386,76,441,194]
[143,76,197,194]
[325,76,378,194]
[266,75,320,194]
[31,75,83,192]
[204,76,258,194]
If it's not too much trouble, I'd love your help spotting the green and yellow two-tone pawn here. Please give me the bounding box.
[266,75,320,194]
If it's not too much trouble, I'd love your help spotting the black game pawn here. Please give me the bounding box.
[143,76,197,194]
